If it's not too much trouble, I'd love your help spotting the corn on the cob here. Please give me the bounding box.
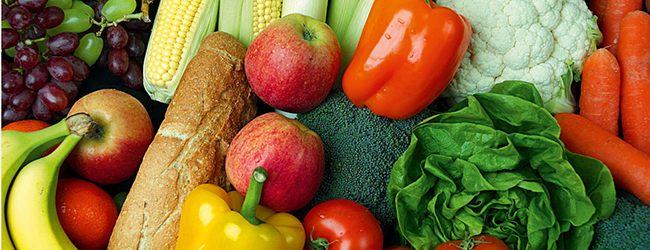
[142,0,219,103]
[218,0,327,48]
[254,0,283,37]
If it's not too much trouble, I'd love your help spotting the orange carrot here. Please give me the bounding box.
[617,10,650,155]
[579,48,621,136]
[589,0,609,26]
[600,0,644,56]
[554,112,650,207]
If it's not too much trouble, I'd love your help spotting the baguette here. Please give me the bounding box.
[107,31,257,250]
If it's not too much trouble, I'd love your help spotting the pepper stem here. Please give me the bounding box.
[240,167,267,225]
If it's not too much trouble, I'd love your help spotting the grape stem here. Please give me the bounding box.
[4,0,17,8]
[91,12,144,38]
[114,13,144,25]
[23,37,48,46]
[141,0,154,23]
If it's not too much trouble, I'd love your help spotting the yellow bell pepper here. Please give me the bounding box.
[175,167,306,250]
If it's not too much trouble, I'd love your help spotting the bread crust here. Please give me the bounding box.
[107,32,257,250]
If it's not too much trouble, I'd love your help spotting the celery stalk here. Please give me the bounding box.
[282,0,329,22]
[327,0,361,40]
[332,0,374,90]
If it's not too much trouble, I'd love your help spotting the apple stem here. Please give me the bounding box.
[302,24,316,41]
[240,167,267,226]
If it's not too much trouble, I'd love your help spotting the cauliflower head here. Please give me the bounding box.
[437,0,601,114]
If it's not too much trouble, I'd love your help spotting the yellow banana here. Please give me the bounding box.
[6,134,83,250]
[2,119,69,250]
[1,113,96,249]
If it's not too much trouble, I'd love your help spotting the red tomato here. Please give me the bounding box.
[302,199,383,250]
[434,235,509,250]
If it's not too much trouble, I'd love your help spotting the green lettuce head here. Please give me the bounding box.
[387,81,616,250]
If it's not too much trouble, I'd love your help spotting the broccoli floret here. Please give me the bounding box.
[292,89,433,235]
[590,189,650,250]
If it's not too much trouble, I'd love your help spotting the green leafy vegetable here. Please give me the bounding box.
[387,81,617,250]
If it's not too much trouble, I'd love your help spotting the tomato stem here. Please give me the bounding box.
[452,232,491,250]
[305,227,339,250]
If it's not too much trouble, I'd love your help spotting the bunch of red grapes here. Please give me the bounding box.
[1,0,150,125]
[91,0,151,89]
[96,21,149,89]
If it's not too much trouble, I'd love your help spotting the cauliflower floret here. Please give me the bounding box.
[437,0,601,113]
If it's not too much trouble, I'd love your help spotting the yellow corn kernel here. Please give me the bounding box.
[253,0,283,37]
[142,0,219,103]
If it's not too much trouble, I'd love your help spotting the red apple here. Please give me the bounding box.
[66,89,154,185]
[245,13,341,113]
[225,112,325,212]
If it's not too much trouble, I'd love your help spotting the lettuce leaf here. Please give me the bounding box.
[387,81,616,250]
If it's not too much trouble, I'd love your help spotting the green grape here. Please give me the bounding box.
[47,8,92,36]
[45,0,73,9]
[113,191,128,212]
[35,36,49,54]
[3,20,15,57]
[3,35,47,58]
[101,0,137,22]
[4,47,16,58]
[71,0,95,19]
[75,33,104,66]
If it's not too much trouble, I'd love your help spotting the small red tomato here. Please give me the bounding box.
[302,199,383,250]
[434,235,510,250]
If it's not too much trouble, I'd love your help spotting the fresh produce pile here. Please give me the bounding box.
[2,0,650,249]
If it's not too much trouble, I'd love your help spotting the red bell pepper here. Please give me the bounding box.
[342,0,472,119]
